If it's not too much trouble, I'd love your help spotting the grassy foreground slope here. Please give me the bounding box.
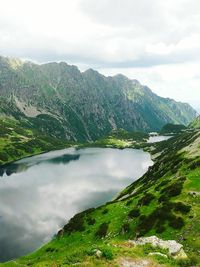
[2,130,200,267]
[0,117,70,165]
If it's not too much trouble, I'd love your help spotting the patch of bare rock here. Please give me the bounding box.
[119,258,159,267]
[129,235,187,259]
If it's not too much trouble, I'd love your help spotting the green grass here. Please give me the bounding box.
[189,116,200,129]
[0,117,71,165]
[78,129,149,149]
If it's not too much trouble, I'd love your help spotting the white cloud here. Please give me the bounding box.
[0,0,200,109]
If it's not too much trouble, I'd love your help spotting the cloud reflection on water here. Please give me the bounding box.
[0,147,153,262]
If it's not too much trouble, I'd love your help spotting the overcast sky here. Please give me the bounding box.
[0,0,200,111]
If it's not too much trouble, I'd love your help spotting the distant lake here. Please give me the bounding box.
[0,147,153,262]
[148,135,172,143]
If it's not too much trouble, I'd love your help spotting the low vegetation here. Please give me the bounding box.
[0,117,71,165]
[160,123,186,134]
[189,116,200,129]
[78,128,149,149]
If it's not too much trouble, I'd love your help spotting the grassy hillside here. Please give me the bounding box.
[2,130,200,266]
[0,123,148,166]
[0,117,71,165]
[189,116,200,129]
[160,123,186,134]
[78,129,149,149]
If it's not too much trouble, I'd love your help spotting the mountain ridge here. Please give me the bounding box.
[0,56,197,141]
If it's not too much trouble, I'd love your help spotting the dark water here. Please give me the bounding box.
[0,147,153,262]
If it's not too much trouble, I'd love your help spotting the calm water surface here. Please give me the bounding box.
[148,135,172,143]
[0,147,153,262]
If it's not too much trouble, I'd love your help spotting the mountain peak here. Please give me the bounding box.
[0,55,197,141]
[0,56,25,70]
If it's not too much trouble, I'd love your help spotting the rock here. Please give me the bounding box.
[93,249,102,258]
[129,235,187,259]
[119,258,156,267]
[149,252,168,258]
[189,191,200,197]
[174,248,188,259]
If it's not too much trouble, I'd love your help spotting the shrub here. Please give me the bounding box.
[177,255,199,267]
[84,207,95,214]
[155,222,166,233]
[188,159,200,170]
[128,208,140,218]
[161,180,184,198]
[169,216,185,229]
[138,193,155,206]
[10,137,21,142]
[45,247,55,253]
[102,208,109,214]
[137,214,156,235]
[173,202,191,214]
[102,247,113,260]
[167,184,183,197]
[0,151,9,161]
[126,199,133,206]
[95,222,109,238]
[158,194,170,203]
[121,222,130,234]
[64,212,85,234]
[87,217,96,225]
[155,180,170,191]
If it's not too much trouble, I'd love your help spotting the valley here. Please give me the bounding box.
[1,0,200,265]
[0,56,199,267]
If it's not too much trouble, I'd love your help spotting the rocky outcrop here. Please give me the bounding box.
[148,252,168,258]
[119,258,158,267]
[189,191,200,197]
[129,236,187,259]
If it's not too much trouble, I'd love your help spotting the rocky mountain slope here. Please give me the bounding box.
[4,130,200,266]
[0,56,197,141]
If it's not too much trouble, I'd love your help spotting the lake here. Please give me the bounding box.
[0,147,153,262]
[148,135,172,143]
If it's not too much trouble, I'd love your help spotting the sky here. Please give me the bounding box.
[0,0,200,111]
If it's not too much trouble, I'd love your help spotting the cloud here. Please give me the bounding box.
[0,0,200,67]
[0,0,199,107]
[80,0,167,34]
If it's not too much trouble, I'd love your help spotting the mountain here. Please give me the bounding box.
[0,56,197,141]
[6,130,200,266]
[189,116,200,128]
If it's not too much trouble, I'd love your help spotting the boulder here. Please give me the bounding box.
[129,235,187,259]
[149,252,168,258]
[93,249,102,258]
